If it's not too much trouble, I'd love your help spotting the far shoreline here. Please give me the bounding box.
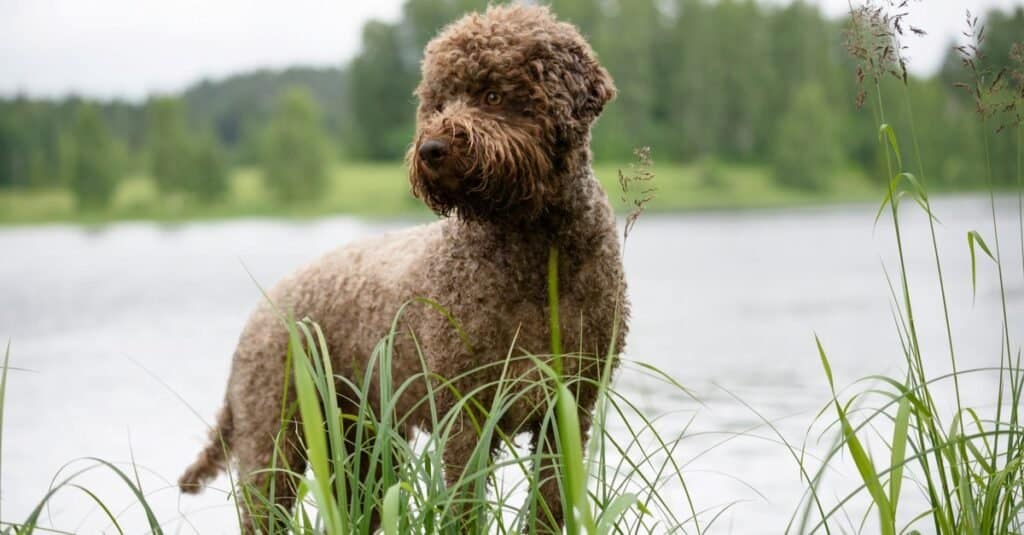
[2,189,1019,231]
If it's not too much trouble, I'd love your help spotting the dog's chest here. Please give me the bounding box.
[438,246,609,338]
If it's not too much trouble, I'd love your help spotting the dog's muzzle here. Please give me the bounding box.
[417,138,449,169]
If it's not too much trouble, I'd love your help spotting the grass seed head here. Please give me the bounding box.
[844,0,923,107]
[954,10,1024,132]
[618,146,655,240]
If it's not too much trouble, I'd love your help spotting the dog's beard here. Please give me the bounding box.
[408,114,555,224]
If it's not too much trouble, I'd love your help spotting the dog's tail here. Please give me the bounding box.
[178,403,234,494]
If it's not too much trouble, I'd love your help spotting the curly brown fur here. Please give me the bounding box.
[179,5,627,533]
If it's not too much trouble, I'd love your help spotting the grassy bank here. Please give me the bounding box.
[0,161,881,226]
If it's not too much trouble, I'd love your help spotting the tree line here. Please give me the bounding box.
[1,0,1022,210]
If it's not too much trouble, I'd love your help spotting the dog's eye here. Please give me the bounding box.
[483,91,503,107]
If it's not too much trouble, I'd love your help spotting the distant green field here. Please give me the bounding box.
[0,161,879,225]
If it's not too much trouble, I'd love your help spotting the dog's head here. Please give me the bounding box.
[408,4,616,224]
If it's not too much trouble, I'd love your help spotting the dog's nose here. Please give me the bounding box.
[418,138,448,165]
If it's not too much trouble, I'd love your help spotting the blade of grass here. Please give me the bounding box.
[548,246,563,375]
[288,319,343,535]
[67,485,125,535]
[967,229,997,300]
[0,340,9,524]
[888,377,912,513]
[816,336,894,535]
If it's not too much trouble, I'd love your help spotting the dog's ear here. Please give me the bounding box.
[575,57,616,123]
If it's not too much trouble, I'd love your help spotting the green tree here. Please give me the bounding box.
[348,21,418,160]
[188,132,229,204]
[147,97,193,194]
[671,0,729,159]
[401,0,481,53]
[56,129,76,187]
[772,83,843,191]
[69,104,120,210]
[589,0,659,160]
[0,109,24,188]
[262,87,331,203]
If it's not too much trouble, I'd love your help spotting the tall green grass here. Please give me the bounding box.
[787,5,1024,534]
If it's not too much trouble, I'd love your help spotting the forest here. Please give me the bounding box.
[2,0,1023,213]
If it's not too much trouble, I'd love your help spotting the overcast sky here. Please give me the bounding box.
[1,0,1022,101]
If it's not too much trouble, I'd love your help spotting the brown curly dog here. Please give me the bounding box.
[179,5,627,533]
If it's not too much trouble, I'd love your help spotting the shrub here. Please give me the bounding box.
[187,132,229,204]
[68,105,120,211]
[147,97,193,195]
[772,82,843,191]
[262,87,331,203]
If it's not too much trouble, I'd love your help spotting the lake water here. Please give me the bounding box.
[2,195,1022,533]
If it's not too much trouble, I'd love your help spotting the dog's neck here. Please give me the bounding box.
[447,163,619,261]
